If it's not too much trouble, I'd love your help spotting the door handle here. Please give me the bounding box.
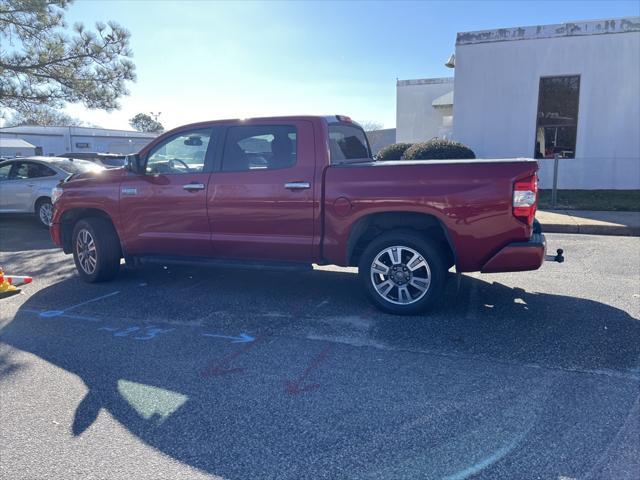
[183,183,205,191]
[284,181,311,190]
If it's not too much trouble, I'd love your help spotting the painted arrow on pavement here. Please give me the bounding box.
[284,344,332,395]
[201,335,263,378]
[201,332,255,343]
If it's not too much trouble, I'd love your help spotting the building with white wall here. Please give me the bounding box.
[396,17,640,189]
[0,125,157,157]
[0,138,36,158]
[396,77,453,143]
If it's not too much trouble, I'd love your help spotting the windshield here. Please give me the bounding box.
[51,159,104,175]
[328,123,372,164]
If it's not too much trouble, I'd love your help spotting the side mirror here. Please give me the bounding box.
[125,154,145,174]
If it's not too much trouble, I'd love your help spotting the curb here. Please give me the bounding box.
[540,223,640,237]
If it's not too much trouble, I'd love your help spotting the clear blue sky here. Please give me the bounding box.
[64,0,639,130]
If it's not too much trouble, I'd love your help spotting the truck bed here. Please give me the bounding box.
[322,158,539,272]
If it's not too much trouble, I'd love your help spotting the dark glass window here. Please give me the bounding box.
[50,159,101,175]
[0,163,12,180]
[222,125,297,172]
[146,129,213,174]
[328,124,371,163]
[14,161,58,178]
[535,76,580,159]
[29,163,57,178]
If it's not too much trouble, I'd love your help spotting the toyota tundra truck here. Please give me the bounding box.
[50,115,556,315]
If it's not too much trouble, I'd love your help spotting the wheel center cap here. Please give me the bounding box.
[390,266,411,284]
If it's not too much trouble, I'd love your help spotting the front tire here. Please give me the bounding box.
[72,218,121,283]
[358,230,447,315]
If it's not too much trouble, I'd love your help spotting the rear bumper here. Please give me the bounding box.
[481,229,546,274]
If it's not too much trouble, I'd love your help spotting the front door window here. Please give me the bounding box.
[146,129,213,174]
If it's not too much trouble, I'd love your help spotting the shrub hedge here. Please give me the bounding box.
[376,142,414,160]
[403,139,475,160]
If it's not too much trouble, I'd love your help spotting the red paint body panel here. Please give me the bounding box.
[50,167,125,240]
[119,172,212,256]
[50,115,543,276]
[322,161,537,271]
[207,119,318,262]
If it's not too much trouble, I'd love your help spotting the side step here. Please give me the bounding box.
[134,255,313,272]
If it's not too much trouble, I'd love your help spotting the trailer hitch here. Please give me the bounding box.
[545,248,564,263]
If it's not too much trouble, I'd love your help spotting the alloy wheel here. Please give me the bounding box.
[76,229,98,274]
[39,202,53,226]
[370,245,431,305]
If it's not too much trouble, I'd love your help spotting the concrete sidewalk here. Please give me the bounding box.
[537,210,640,236]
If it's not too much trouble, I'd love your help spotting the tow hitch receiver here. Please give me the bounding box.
[546,248,565,263]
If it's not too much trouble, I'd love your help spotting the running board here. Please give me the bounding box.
[135,255,313,272]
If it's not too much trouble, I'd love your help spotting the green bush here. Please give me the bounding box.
[404,139,475,160]
[376,142,413,160]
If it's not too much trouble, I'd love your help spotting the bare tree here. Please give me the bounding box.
[3,105,85,126]
[358,120,384,132]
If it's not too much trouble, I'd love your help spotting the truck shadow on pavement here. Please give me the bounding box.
[2,267,639,479]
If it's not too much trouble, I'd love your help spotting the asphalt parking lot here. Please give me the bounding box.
[1,216,639,480]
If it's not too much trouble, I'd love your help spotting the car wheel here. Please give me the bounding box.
[358,230,447,315]
[35,198,53,228]
[72,218,121,283]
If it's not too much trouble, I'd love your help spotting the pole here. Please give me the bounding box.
[551,153,559,208]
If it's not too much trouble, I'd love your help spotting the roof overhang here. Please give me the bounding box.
[432,90,454,108]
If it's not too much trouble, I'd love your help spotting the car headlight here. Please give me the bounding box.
[51,186,64,204]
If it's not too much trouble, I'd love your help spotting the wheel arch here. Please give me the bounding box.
[34,195,51,212]
[60,208,121,255]
[346,211,456,269]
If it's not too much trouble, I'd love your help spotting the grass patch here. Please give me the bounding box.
[538,190,640,211]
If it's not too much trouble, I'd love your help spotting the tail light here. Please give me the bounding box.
[513,174,538,225]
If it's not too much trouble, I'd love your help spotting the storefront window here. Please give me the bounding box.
[534,75,580,159]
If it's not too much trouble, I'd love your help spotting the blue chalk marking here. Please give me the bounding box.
[133,327,175,341]
[36,291,120,319]
[63,291,120,312]
[98,325,175,341]
[202,332,255,343]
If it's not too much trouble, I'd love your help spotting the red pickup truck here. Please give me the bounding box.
[50,115,555,314]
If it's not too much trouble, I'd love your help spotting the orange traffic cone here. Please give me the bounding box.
[0,267,30,299]
[5,275,32,287]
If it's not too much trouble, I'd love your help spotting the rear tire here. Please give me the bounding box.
[358,230,447,315]
[35,198,53,228]
[72,218,121,283]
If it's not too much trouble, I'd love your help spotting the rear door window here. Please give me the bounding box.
[328,124,371,163]
[222,125,297,172]
[11,162,30,179]
[28,163,57,178]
